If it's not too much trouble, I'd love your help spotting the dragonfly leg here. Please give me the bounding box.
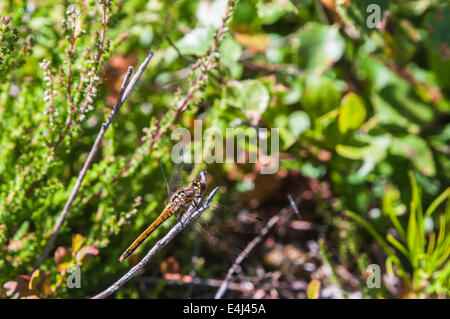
[175,211,186,226]
[192,200,201,210]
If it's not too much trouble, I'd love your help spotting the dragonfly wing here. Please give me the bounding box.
[168,145,184,193]
[160,162,172,197]
[192,219,244,257]
[205,201,264,233]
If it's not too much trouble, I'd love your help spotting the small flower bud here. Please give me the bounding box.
[1,16,10,25]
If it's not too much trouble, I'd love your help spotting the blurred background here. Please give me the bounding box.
[0,0,449,298]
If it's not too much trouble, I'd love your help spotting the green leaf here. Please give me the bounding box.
[302,75,341,118]
[301,162,326,178]
[406,172,420,267]
[425,187,450,217]
[357,51,393,90]
[382,186,406,240]
[233,80,269,124]
[338,93,367,134]
[283,77,304,105]
[219,36,243,78]
[394,0,430,16]
[425,3,450,62]
[12,221,29,241]
[411,172,425,250]
[335,144,366,160]
[390,136,436,177]
[386,234,409,259]
[371,93,417,131]
[344,210,395,256]
[239,80,269,112]
[287,111,310,137]
[220,36,243,65]
[297,22,345,73]
[176,28,213,56]
[256,0,298,25]
[274,114,295,148]
[72,234,85,254]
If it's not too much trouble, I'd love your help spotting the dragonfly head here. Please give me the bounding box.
[199,170,207,182]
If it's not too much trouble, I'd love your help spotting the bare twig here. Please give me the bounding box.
[288,194,301,220]
[164,35,195,64]
[214,195,300,299]
[91,184,219,299]
[32,52,154,272]
[164,35,221,84]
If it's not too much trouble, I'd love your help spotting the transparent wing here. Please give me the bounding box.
[192,218,244,257]
[203,201,264,234]
[182,199,264,259]
[168,145,184,193]
[159,162,172,196]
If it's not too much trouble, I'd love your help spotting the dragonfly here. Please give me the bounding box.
[119,148,261,263]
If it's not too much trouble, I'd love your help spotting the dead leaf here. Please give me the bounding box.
[233,33,269,54]
[307,279,321,299]
[29,269,40,290]
[54,246,73,273]
[75,245,99,264]
[2,281,17,297]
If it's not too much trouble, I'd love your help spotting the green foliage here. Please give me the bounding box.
[0,0,449,298]
[346,173,450,298]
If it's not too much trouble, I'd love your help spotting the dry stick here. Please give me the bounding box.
[164,35,195,64]
[288,194,301,220]
[214,196,300,299]
[33,52,154,271]
[91,185,219,299]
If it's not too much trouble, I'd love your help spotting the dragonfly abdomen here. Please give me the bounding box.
[119,205,177,262]
[119,178,205,263]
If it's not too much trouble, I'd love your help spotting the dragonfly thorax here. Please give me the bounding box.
[169,189,189,211]
[168,174,206,214]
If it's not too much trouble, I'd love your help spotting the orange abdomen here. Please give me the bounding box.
[119,205,176,262]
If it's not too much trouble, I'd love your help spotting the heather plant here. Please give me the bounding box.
[0,0,449,299]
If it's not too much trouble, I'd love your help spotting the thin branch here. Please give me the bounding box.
[164,34,195,64]
[32,52,154,272]
[288,194,301,220]
[214,195,300,299]
[164,34,221,83]
[91,184,219,299]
